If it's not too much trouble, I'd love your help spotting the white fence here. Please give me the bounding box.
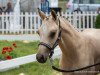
[0,12,98,35]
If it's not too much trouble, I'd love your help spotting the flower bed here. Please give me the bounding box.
[1,43,17,60]
[0,41,39,61]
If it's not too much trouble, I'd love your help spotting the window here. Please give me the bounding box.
[90,0,94,3]
[73,0,79,3]
[83,0,90,4]
[73,0,90,4]
[91,0,100,4]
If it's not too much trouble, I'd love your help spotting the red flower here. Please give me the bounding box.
[2,50,6,54]
[7,47,13,52]
[6,47,9,50]
[13,43,17,48]
[3,47,6,50]
[13,43,16,46]
[5,55,12,60]
[3,47,8,50]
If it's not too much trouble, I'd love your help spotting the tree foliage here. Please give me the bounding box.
[95,14,100,28]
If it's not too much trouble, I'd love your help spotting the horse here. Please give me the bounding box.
[36,9,100,75]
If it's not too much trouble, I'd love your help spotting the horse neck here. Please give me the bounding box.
[58,17,81,57]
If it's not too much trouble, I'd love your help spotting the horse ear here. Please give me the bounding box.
[51,10,57,20]
[38,8,46,20]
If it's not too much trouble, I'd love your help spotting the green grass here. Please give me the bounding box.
[0,59,61,75]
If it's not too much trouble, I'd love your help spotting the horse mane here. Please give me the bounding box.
[59,16,80,33]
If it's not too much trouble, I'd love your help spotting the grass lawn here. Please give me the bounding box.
[0,59,61,75]
[0,41,61,75]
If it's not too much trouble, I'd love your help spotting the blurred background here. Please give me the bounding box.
[0,0,100,13]
[0,0,67,13]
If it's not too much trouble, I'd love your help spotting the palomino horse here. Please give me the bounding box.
[36,9,100,75]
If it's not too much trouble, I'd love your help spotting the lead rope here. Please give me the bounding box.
[49,57,100,73]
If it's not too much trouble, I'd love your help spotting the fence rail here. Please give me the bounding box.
[0,12,98,35]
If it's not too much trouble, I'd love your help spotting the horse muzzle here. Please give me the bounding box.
[36,53,48,63]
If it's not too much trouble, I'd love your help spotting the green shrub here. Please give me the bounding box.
[95,14,100,28]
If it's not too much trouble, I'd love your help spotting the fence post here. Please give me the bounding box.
[73,12,77,28]
[83,12,85,30]
[34,12,37,34]
[20,12,24,34]
[30,12,33,34]
[37,14,41,30]
[2,13,5,34]
[25,12,28,34]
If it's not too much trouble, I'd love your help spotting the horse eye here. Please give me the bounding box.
[50,31,56,38]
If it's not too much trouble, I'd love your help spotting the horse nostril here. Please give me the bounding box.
[41,55,44,59]
[36,54,47,63]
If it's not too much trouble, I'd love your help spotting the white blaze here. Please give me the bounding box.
[42,23,48,34]
[41,24,48,39]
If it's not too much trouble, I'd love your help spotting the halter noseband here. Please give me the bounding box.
[38,19,61,58]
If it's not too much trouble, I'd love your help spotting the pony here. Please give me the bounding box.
[36,9,100,75]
